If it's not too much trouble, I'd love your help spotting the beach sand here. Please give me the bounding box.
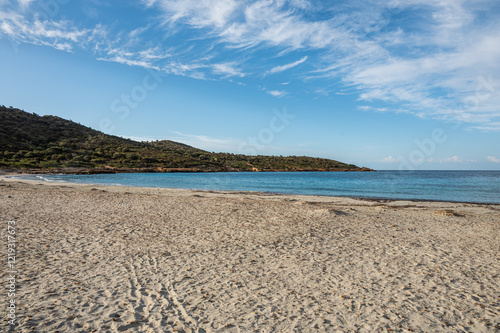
[0,176,499,332]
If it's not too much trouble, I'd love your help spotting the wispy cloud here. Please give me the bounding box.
[97,55,159,70]
[129,24,152,38]
[170,131,241,152]
[379,155,478,164]
[0,11,93,52]
[487,156,500,163]
[439,156,476,163]
[471,122,500,132]
[160,61,207,79]
[154,0,239,28]
[265,56,307,76]
[266,90,288,98]
[211,62,245,78]
[146,0,500,128]
[2,0,500,130]
[17,0,34,9]
[379,156,399,163]
[96,46,171,70]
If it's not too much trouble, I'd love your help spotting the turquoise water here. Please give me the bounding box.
[15,171,500,203]
[17,170,500,204]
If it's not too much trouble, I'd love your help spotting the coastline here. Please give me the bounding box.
[3,172,500,206]
[0,166,375,175]
[0,176,499,332]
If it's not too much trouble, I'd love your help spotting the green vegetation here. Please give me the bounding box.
[0,106,372,173]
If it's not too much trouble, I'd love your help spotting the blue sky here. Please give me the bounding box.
[1,0,499,170]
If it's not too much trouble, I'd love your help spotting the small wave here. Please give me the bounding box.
[7,175,65,183]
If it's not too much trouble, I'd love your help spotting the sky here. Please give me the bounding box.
[0,0,499,170]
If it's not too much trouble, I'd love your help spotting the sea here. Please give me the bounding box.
[12,170,500,204]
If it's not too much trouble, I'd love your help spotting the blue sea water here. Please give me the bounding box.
[15,170,500,204]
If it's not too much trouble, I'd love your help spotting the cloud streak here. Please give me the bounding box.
[1,0,499,130]
[439,156,476,163]
[265,56,308,76]
[266,89,288,98]
[146,0,500,129]
[211,62,245,78]
[170,131,242,152]
[487,156,500,163]
[0,10,93,51]
[380,156,399,163]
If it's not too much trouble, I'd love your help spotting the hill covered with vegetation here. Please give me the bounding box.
[0,106,373,173]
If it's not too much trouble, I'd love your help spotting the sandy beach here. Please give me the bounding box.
[0,175,499,332]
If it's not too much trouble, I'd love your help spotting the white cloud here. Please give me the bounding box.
[265,56,307,76]
[170,131,241,152]
[315,89,329,97]
[228,1,338,49]
[97,55,159,70]
[471,122,500,132]
[129,25,151,38]
[161,61,208,79]
[343,33,500,123]
[380,156,399,163]
[2,0,500,130]
[97,46,172,70]
[0,10,95,52]
[138,47,171,61]
[148,0,500,128]
[155,0,239,28]
[150,0,340,50]
[427,0,473,30]
[142,0,157,8]
[487,156,500,163]
[439,156,476,163]
[17,0,34,9]
[211,62,245,77]
[266,90,288,98]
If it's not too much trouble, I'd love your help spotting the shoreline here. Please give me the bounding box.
[0,166,375,175]
[3,173,500,207]
[1,175,499,332]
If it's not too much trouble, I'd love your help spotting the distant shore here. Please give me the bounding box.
[1,176,498,332]
[0,166,376,175]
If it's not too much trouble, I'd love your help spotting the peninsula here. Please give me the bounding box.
[0,106,373,174]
